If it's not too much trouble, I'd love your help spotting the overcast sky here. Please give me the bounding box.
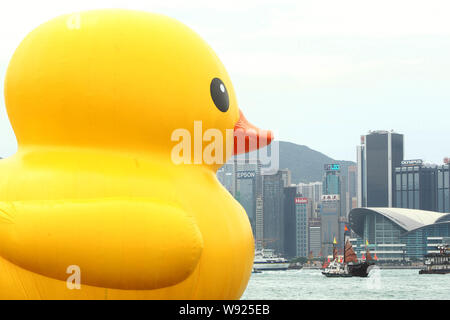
[1,0,449,163]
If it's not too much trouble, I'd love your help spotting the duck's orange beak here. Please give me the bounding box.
[233,110,273,155]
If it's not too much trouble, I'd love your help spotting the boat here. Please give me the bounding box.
[321,258,352,277]
[322,228,375,278]
[419,245,450,275]
[345,240,375,277]
[322,241,350,277]
[253,249,290,271]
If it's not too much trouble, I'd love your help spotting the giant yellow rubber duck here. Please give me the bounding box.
[0,9,272,299]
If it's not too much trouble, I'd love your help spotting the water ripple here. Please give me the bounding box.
[242,269,450,300]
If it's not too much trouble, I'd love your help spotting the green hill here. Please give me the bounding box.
[278,141,355,183]
[246,141,355,184]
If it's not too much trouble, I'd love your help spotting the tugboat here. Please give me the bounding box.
[419,245,450,275]
[322,243,351,277]
[322,227,375,278]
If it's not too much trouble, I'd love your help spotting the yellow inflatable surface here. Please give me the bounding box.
[0,9,272,299]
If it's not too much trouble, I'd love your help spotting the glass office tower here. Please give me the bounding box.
[295,197,309,258]
[394,160,438,211]
[437,164,450,213]
[323,164,341,195]
[357,130,404,208]
[393,160,449,213]
[263,170,286,255]
[283,187,298,258]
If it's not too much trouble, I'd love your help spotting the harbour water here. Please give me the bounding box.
[242,268,450,300]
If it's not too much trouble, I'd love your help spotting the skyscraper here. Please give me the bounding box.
[321,165,344,255]
[263,170,288,255]
[295,197,309,258]
[254,161,264,250]
[280,169,292,188]
[235,161,258,234]
[394,159,438,211]
[309,182,323,204]
[437,163,450,213]
[217,159,264,246]
[216,163,235,196]
[283,187,297,258]
[320,195,341,255]
[357,130,404,207]
[308,218,321,257]
[323,164,341,195]
[297,181,322,218]
[347,165,358,214]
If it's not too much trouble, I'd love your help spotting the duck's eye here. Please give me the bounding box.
[210,78,229,112]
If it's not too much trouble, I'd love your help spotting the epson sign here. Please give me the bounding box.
[236,171,256,179]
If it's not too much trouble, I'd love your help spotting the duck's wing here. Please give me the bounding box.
[0,198,203,290]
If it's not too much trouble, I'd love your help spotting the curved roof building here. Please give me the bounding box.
[349,208,450,260]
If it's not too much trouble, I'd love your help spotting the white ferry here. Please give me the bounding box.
[253,249,290,271]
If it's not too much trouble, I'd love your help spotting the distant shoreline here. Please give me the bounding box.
[301,265,423,270]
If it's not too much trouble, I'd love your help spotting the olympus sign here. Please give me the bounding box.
[401,159,423,167]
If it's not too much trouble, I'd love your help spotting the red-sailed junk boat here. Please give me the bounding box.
[322,227,375,278]
[345,240,375,277]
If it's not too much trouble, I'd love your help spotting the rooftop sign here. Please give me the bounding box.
[401,159,423,167]
[324,164,340,171]
[321,194,340,201]
[236,171,256,179]
[295,197,308,204]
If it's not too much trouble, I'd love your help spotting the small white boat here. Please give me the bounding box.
[253,249,290,271]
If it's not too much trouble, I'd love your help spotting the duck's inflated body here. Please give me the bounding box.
[0,10,271,299]
[0,148,254,299]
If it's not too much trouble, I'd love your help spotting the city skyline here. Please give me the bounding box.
[218,125,449,260]
[0,1,450,164]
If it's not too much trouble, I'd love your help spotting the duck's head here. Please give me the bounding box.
[4,9,272,169]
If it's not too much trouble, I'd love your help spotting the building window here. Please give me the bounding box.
[414,190,419,209]
[445,191,449,213]
[402,173,407,189]
[396,192,401,207]
[414,173,419,190]
[408,173,414,190]
[408,191,414,209]
[402,191,407,207]
[445,171,449,189]
[438,171,443,188]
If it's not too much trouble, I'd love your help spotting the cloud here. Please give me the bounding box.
[399,58,425,65]
[259,1,450,38]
